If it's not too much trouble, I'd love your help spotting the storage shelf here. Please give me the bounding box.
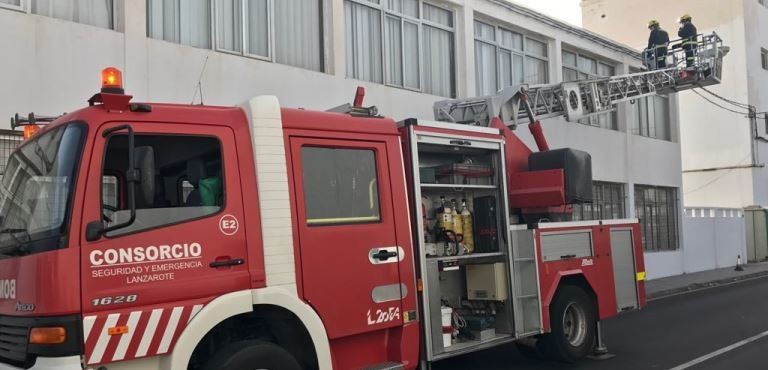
[420,183,497,190]
[427,252,504,262]
[515,294,539,300]
[434,333,514,360]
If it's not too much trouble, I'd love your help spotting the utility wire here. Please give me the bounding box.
[691,90,750,115]
[699,86,751,109]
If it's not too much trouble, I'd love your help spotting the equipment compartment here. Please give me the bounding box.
[404,122,518,360]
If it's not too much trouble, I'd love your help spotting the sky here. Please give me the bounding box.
[510,0,583,27]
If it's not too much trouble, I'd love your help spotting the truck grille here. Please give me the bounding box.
[0,316,31,368]
[0,314,82,369]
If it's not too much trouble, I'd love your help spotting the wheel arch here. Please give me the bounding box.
[542,271,599,332]
[164,288,333,370]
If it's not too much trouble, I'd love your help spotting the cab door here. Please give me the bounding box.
[79,122,249,365]
[289,136,404,339]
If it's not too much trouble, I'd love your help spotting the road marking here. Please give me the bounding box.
[667,329,768,370]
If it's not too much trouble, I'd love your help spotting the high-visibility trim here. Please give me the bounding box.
[307,216,381,225]
[636,271,646,281]
[84,304,207,366]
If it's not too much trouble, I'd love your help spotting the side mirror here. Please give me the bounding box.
[86,125,138,241]
[85,221,104,242]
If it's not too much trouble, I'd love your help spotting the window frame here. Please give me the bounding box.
[634,184,679,252]
[571,181,626,221]
[213,0,273,61]
[147,0,325,72]
[0,0,25,12]
[562,48,618,130]
[345,0,456,96]
[4,0,115,28]
[634,94,671,141]
[99,132,228,239]
[761,47,768,71]
[300,145,383,227]
[473,17,550,95]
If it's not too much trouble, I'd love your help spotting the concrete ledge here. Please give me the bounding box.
[648,263,768,300]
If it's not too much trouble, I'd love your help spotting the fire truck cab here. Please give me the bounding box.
[0,69,645,370]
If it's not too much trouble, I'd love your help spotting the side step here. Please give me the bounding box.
[362,362,405,370]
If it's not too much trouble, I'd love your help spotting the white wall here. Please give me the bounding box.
[682,208,747,272]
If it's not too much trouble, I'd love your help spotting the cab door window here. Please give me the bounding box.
[300,146,380,225]
[101,134,224,236]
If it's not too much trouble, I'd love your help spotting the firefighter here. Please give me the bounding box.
[678,14,698,67]
[646,20,669,70]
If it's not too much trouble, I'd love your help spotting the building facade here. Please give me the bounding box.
[0,0,683,279]
[583,0,768,210]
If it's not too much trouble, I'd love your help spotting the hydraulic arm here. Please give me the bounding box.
[434,32,728,129]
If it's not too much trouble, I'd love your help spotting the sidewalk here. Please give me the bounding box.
[646,261,768,300]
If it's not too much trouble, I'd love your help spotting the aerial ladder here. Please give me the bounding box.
[430,32,728,218]
[434,32,728,131]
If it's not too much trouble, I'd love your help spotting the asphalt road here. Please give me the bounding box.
[433,275,768,370]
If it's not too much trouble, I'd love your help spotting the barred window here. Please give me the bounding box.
[572,181,625,221]
[634,185,679,251]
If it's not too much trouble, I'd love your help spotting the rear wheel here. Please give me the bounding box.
[540,285,596,363]
[201,340,302,370]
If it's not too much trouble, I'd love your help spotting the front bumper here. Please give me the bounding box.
[0,356,80,370]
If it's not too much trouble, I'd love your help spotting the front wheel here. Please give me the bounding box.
[540,285,596,363]
[201,340,302,370]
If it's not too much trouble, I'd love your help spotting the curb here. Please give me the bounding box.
[647,269,768,300]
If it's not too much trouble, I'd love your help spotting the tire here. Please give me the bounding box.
[201,340,302,370]
[540,285,596,363]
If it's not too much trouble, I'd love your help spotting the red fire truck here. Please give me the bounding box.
[0,33,726,370]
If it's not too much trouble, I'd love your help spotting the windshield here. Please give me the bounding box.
[0,124,85,258]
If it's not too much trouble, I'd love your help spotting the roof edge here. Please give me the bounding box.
[486,0,642,60]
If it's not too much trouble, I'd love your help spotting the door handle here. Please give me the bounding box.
[372,250,398,261]
[209,258,245,268]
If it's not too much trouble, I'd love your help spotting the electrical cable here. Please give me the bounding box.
[691,90,750,115]
[699,86,751,109]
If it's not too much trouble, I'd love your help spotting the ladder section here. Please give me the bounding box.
[433,32,727,128]
[509,227,542,336]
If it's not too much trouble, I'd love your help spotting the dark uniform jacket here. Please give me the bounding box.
[678,22,697,43]
[647,28,670,49]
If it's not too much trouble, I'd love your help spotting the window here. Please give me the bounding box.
[634,95,671,140]
[0,124,86,257]
[0,0,22,11]
[474,19,548,96]
[147,0,211,49]
[634,185,679,251]
[147,0,323,72]
[422,3,455,97]
[563,50,617,130]
[345,0,455,97]
[101,135,224,237]
[30,0,114,29]
[102,175,119,210]
[572,181,625,221]
[301,147,381,225]
[761,48,768,70]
